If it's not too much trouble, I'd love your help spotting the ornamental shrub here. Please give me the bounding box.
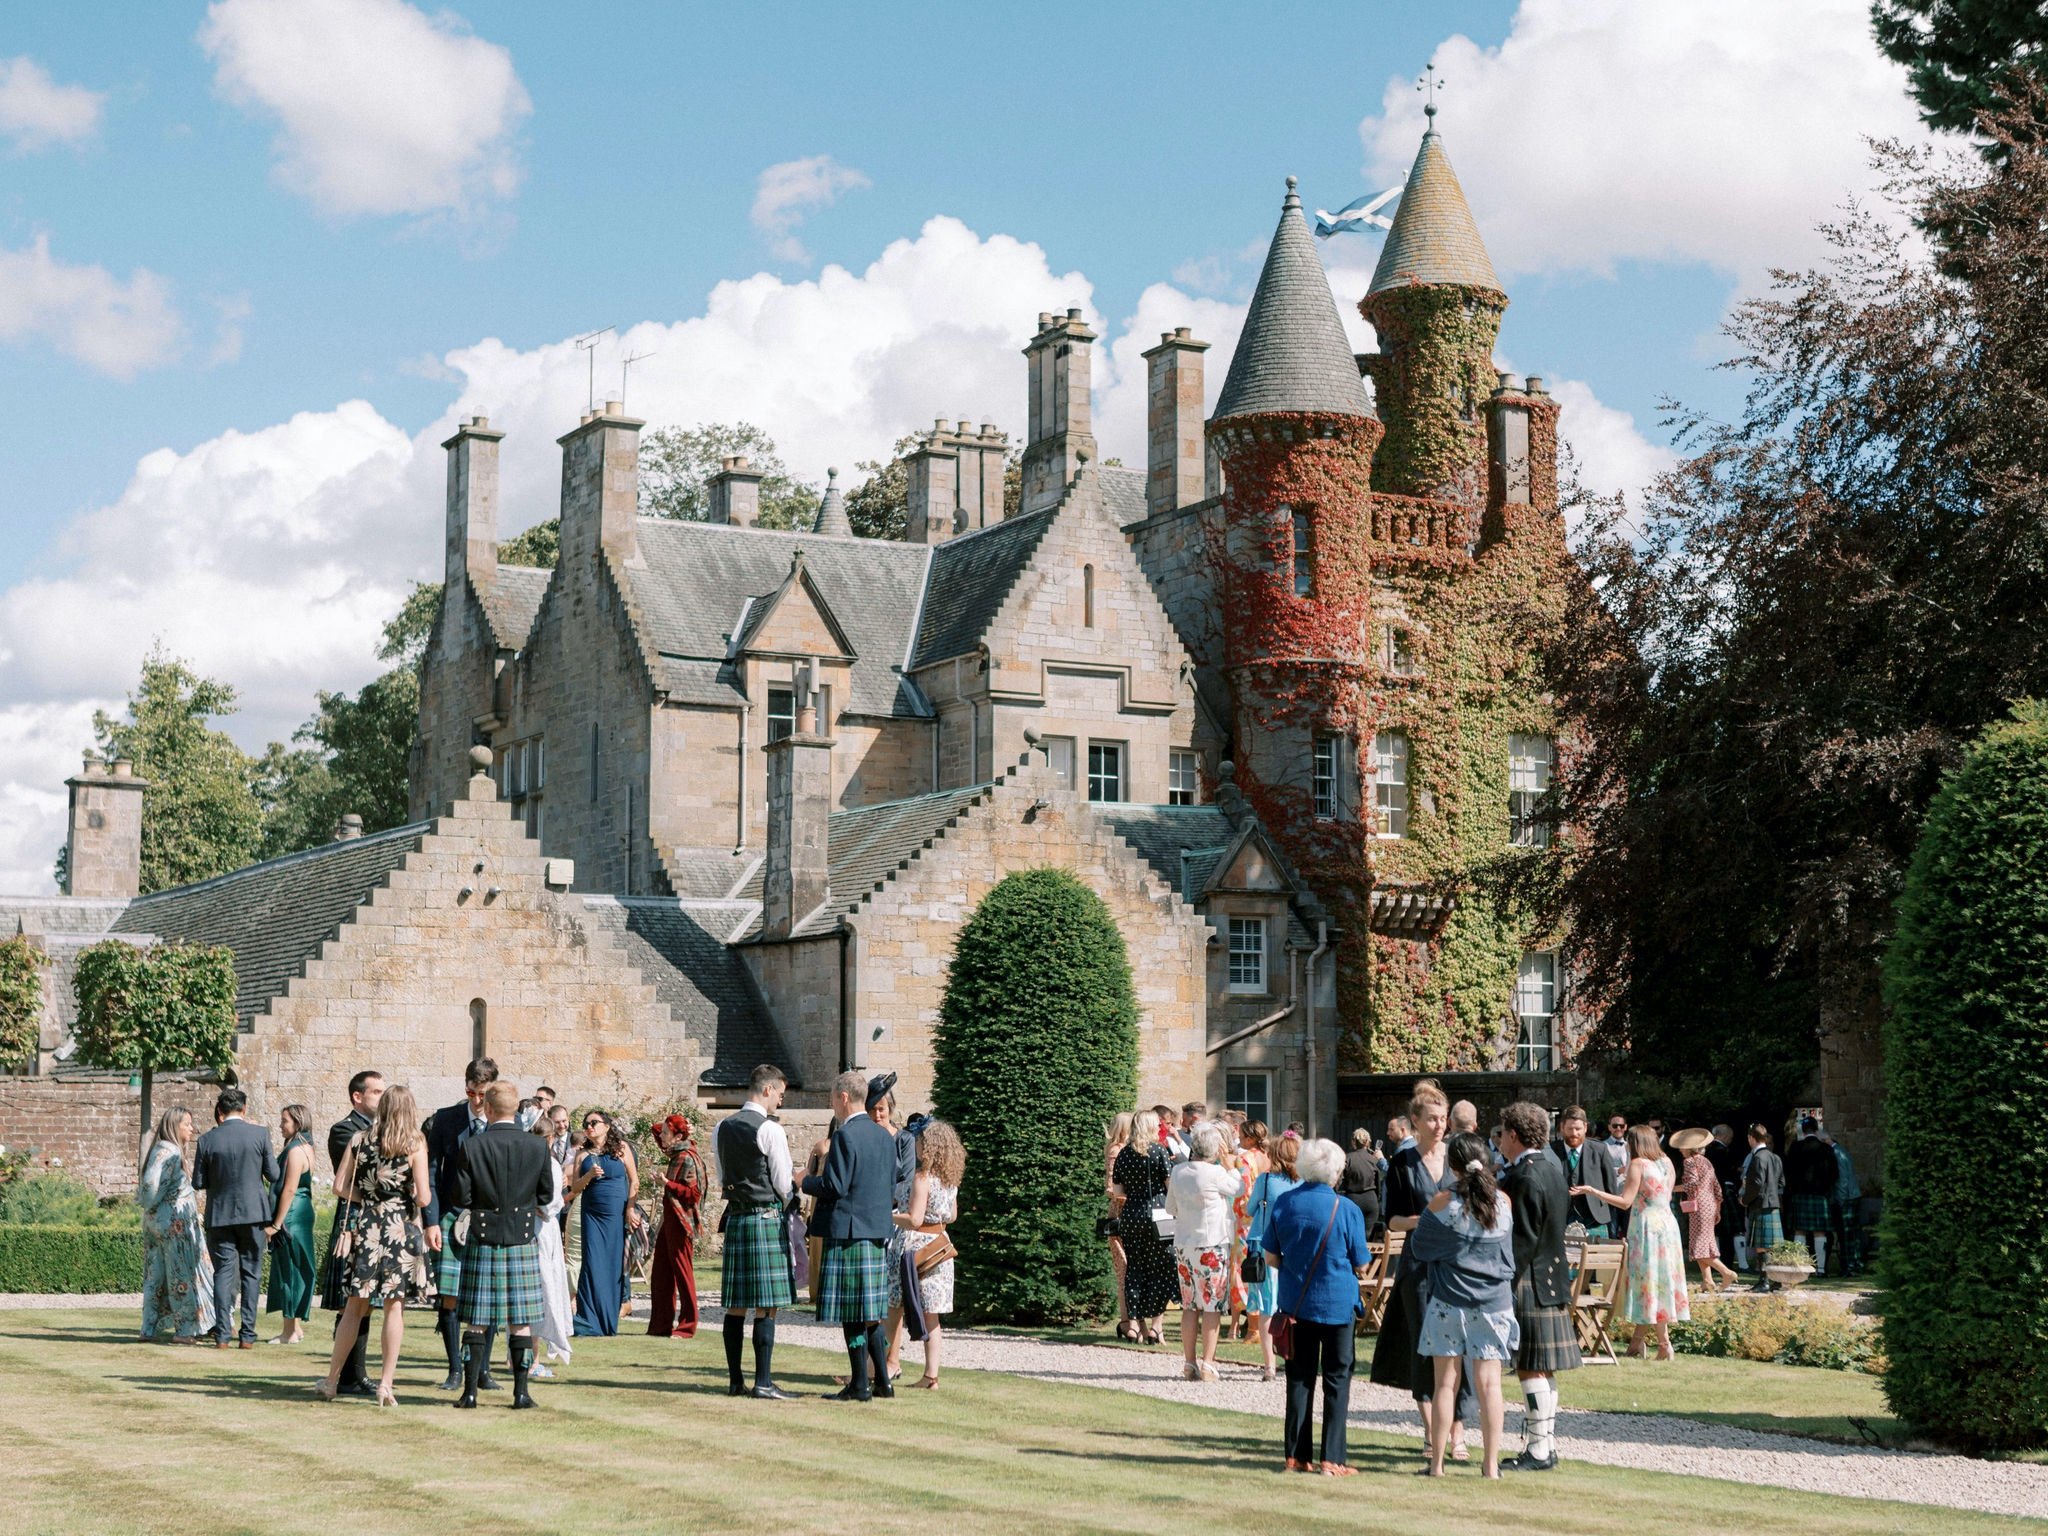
[0,933,45,1068]
[932,868,1139,1324]
[1665,1295,1884,1373]
[1880,702,2048,1451]
[0,1225,143,1292]
[0,1172,136,1228]
[72,940,237,1151]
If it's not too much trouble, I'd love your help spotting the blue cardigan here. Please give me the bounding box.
[1408,1193,1514,1312]
[1263,1182,1372,1325]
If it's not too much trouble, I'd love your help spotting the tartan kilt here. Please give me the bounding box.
[817,1237,890,1323]
[1786,1193,1833,1233]
[721,1205,795,1310]
[457,1241,544,1328]
[1513,1273,1582,1374]
[1748,1210,1784,1257]
[436,1211,467,1295]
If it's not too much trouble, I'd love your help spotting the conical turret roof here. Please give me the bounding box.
[1368,123,1500,298]
[1213,177,1373,423]
[812,467,852,537]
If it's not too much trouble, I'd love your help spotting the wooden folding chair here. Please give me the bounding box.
[1571,1241,1627,1364]
[1357,1232,1402,1332]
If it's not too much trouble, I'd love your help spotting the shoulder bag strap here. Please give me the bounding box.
[1289,1193,1339,1290]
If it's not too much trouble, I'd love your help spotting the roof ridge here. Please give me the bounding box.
[124,821,428,906]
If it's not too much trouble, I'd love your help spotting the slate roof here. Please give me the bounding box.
[910,509,1054,667]
[1101,805,1318,946]
[624,519,932,716]
[119,824,426,1026]
[477,565,551,651]
[812,469,853,538]
[1100,465,1147,526]
[578,897,795,1086]
[1368,128,1501,298]
[1214,179,1374,423]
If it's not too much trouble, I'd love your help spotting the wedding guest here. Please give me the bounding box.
[569,1112,631,1336]
[545,1105,575,1231]
[1705,1122,1744,1264]
[527,1116,573,1377]
[1672,1128,1738,1292]
[886,1119,964,1388]
[717,1064,798,1400]
[1740,1123,1786,1288]
[1387,1116,1414,1155]
[803,1069,898,1402]
[1339,1126,1383,1236]
[804,1134,832,1306]
[452,1080,555,1409]
[1450,1100,1480,1136]
[1245,1129,1302,1380]
[1165,1121,1240,1382]
[1262,1138,1372,1476]
[1574,1125,1689,1358]
[1497,1101,1578,1474]
[139,1107,210,1344]
[321,1070,381,1397]
[1413,1132,1518,1478]
[263,1103,317,1343]
[647,1114,704,1339]
[1112,1109,1175,1345]
[193,1087,279,1349]
[1103,1112,1134,1340]
[1228,1121,1272,1343]
[425,1058,495,1391]
[1784,1116,1837,1272]
[1827,1132,1864,1278]
[1550,1106,1619,1239]
[317,1084,434,1405]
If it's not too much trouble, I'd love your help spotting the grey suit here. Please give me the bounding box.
[194,1116,280,1343]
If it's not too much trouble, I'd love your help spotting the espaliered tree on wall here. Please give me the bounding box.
[72,940,238,1159]
[0,933,45,1071]
[1879,702,2048,1451]
[931,868,1138,1323]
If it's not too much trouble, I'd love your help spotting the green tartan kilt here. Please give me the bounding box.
[458,1241,544,1328]
[1786,1193,1833,1233]
[436,1211,467,1295]
[1747,1210,1784,1260]
[817,1238,889,1324]
[721,1206,795,1310]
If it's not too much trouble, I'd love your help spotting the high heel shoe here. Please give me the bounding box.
[314,1379,338,1402]
[376,1385,399,1407]
[912,1375,939,1389]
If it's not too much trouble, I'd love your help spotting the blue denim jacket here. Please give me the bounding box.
[1264,1182,1372,1325]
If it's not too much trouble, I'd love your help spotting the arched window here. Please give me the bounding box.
[469,998,488,1059]
[1083,563,1096,628]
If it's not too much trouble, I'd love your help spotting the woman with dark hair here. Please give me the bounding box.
[265,1103,317,1343]
[1574,1123,1690,1358]
[570,1112,631,1336]
[647,1114,704,1339]
[1411,1131,1518,1477]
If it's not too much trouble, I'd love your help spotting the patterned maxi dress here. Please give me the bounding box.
[1114,1143,1178,1320]
[1678,1152,1723,1263]
[338,1135,437,1306]
[139,1139,212,1340]
[1618,1157,1691,1326]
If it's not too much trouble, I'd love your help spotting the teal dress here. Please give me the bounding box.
[265,1134,316,1321]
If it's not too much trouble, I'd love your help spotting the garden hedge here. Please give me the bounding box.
[0,1225,144,1293]
[1880,702,2048,1451]
[933,868,1139,1324]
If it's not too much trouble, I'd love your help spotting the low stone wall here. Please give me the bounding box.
[0,1074,221,1196]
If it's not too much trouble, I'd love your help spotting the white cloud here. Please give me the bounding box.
[0,56,104,152]
[1547,377,1675,510]
[200,0,530,221]
[0,234,183,379]
[751,155,871,263]
[0,701,109,893]
[1360,0,1939,286]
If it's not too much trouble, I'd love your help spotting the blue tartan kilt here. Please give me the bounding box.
[1748,1210,1784,1258]
[458,1241,544,1328]
[436,1212,467,1295]
[1786,1193,1833,1233]
[817,1238,890,1323]
[721,1206,795,1310]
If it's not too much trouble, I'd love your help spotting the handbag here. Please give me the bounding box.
[914,1232,957,1277]
[1240,1173,1273,1284]
[1270,1196,1339,1362]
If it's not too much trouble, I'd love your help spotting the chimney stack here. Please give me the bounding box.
[1487,371,1534,508]
[707,455,767,527]
[762,666,833,938]
[1020,307,1098,514]
[906,432,958,545]
[442,416,505,595]
[557,401,644,568]
[64,755,148,899]
[1142,327,1210,518]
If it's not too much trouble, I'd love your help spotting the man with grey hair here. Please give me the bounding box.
[802,1068,898,1401]
[1450,1100,1480,1136]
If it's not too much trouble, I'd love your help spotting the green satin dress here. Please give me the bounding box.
[265,1135,316,1321]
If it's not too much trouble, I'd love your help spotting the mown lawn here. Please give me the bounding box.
[0,1309,2028,1535]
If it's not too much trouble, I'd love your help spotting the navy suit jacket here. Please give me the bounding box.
[424,1099,480,1226]
[802,1112,896,1241]
[192,1116,280,1229]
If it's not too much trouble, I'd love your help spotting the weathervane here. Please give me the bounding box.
[573,326,615,412]
[1418,61,1443,122]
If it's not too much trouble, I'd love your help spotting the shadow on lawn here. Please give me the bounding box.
[1026,1427,1420,1478]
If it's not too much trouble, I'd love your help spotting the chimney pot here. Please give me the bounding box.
[1066,306,1083,321]
[80,754,98,777]
[1037,311,1053,328]
[1525,375,1546,395]
[110,759,134,778]
[332,813,365,842]
[471,415,488,428]
[603,399,623,415]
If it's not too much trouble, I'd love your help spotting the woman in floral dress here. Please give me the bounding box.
[886,1120,965,1387]
[1672,1128,1739,1293]
[1572,1124,1689,1358]
[316,1084,436,1405]
[139,1107,211,1343]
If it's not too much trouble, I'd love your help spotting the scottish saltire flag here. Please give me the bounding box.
[1315,183,1403,237]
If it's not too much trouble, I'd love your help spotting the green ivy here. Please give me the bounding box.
[0,934,46,1068]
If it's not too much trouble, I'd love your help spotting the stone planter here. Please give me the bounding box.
[1763,1263,1816,1289]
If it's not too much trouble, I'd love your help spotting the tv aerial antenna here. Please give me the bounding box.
[620,349,656,410]
[574,326,615,412]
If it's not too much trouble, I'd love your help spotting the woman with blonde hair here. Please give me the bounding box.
[1112,1109,1175,1344]
[886,1119,966,1387]
[1573,1124,1690,1358]
[139,1106,212,1344]
[1102,1111,1135,1340]
[1244,1127,1300,1379]
[317,1084,435,1404]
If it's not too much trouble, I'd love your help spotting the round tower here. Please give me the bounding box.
[1359,113,1507,506]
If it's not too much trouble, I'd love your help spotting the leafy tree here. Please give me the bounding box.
[0,934,46,1070]
[932,868,1139,1323]
[845,438,1025,541]
[1540,89,2048,1115]
[1879,702,2048,1451]
[638,422,816,530]
[80,650,262,894]
[502,519,558,568]
[255,666,419,859]
[380,580,444,670]
[1872,0,2048,149]
[72,940,238,1155]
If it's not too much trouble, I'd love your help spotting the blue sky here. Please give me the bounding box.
[0,0,1938,888]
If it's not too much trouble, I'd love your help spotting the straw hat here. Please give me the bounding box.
[1669,1127,1712,1153]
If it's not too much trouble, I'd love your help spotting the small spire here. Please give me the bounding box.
[1366,116,1501,299]
[811,466,853,537]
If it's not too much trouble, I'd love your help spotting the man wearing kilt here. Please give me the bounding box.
[452,1080,556,1409]
[715,1064,799,1401]
[1741,1123,1786,1290]
[1497,1101,1580,1473]
[321,1069,381,1397]
[424,1057,497,1391]
[802,1069,899,1402]
[1784,1116,1837,1273]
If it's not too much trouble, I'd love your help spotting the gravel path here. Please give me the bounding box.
[14,1293,2046,1519]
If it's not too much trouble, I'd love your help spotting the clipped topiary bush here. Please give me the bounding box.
[0,1225,143,1293]
[932,868,1139,1324]
[72,939,237,1150]
[1880,702,2048,1451]
[0,1172,136,1228]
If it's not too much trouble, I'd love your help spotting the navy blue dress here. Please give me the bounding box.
[572,1152,628,1336]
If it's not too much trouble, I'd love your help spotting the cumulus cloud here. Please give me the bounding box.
[200,0,530,221]
[0,234,183,378]
[1360,0,1938,287]
[0,701,110,893]
[1547,377,1676,511]
[0,56,104,152]
[751,155,871,263]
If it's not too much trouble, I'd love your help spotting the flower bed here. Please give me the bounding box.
[1656,1294,1885,1373]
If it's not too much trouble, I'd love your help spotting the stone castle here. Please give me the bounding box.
[6,122,1597,1184]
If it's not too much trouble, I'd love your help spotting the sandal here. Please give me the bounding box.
[1320,1463,1357,1478]
[1115,1321,1139,1343]
[1141,1329,1163,1346]
[912,1375,939,1389]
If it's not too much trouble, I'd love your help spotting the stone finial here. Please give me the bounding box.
[468,744,494,775]
[332,813,365,842]
[1216,759,1247,822]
